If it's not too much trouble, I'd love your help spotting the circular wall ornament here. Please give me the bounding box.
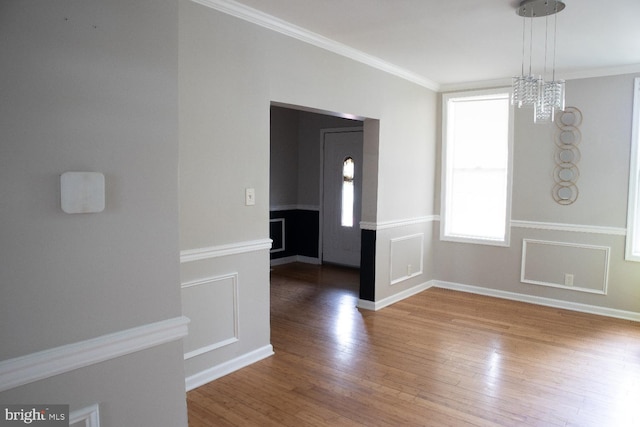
[554,165,579,183]
[552,107,582,205]
[554,128,581,147]
[552,183,579,205]
[555,107,583,128]
[554,145,581,166]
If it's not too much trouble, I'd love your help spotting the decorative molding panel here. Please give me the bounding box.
[434,280,640,322]
[521,239,610,295]
[511,220,626,236]
[190,0,439,91]
[0,317,189,393]
[182,274,239,360]
[185,345,274,391]
[180,238,272,263]
[360,216,437,231]
[69,404,100,427]
[390,233,424,285]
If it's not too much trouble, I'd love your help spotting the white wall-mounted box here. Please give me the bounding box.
[60,172,105,214]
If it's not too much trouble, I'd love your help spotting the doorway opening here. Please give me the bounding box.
[268,102,378,303]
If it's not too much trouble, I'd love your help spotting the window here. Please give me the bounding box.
[441,88,514,246]
[626,77,640,261]
[341,157,355,227]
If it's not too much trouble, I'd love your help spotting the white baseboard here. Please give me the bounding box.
[185,345,274,391]
[434,280,640,322]
[0,316,190,393]
[356,278,640,322]
[357,281,434,311]
[270,255,321,266]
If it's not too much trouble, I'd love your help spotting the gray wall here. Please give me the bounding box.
[0,0,187,425]
[435,73,640,314]
[179,0,437,381]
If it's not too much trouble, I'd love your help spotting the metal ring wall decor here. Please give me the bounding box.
[552,107,582,205]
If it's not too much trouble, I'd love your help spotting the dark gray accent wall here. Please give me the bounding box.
[270,209,319,260]
[359,229,376,301]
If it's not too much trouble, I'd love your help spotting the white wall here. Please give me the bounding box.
[0,0,187,425]
[435,73,640,316]
[179,0,437,383]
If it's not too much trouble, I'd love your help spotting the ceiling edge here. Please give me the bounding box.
[439,64,640,93]
[557,64,640,82]
[190,0,441,92]
[439,78,513,93]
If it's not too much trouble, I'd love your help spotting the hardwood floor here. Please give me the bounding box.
[187,263,640,426]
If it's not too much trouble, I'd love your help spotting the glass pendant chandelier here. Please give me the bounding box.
[512,0,566,123]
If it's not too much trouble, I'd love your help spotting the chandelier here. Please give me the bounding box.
[512,0,566,123]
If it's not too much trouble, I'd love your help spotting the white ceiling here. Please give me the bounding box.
[218,0,640,90]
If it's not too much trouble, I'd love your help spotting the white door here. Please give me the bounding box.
[322,130,363,267]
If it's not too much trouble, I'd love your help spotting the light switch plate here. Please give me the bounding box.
[245,188,255,206]
[61,172,105,214]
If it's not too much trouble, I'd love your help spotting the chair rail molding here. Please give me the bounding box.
[361,215,437,231]
[0,317,189,393]
[510,220,626,236]
[180,238,272,263]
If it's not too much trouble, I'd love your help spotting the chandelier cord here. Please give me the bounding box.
[521,14,526,76]
[552,1,558,81]
[528,13,533,76]
[544,14,549,80]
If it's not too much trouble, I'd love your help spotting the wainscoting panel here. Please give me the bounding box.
[181,274,239,360]
[390,233,424,285]
[521,239,610,294]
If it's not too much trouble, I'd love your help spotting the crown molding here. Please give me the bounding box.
[439,78,513,93]
[440,64,640,93]
[557,64,640,82]
[190,0,440,91]
[190,1,640,94]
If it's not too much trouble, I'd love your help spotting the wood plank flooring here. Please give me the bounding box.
[187,263,640,426]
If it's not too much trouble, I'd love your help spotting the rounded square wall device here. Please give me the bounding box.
[60,171,105,214]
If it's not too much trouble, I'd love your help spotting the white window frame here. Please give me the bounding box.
[625,77,640,261]
[440,87,514,247]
